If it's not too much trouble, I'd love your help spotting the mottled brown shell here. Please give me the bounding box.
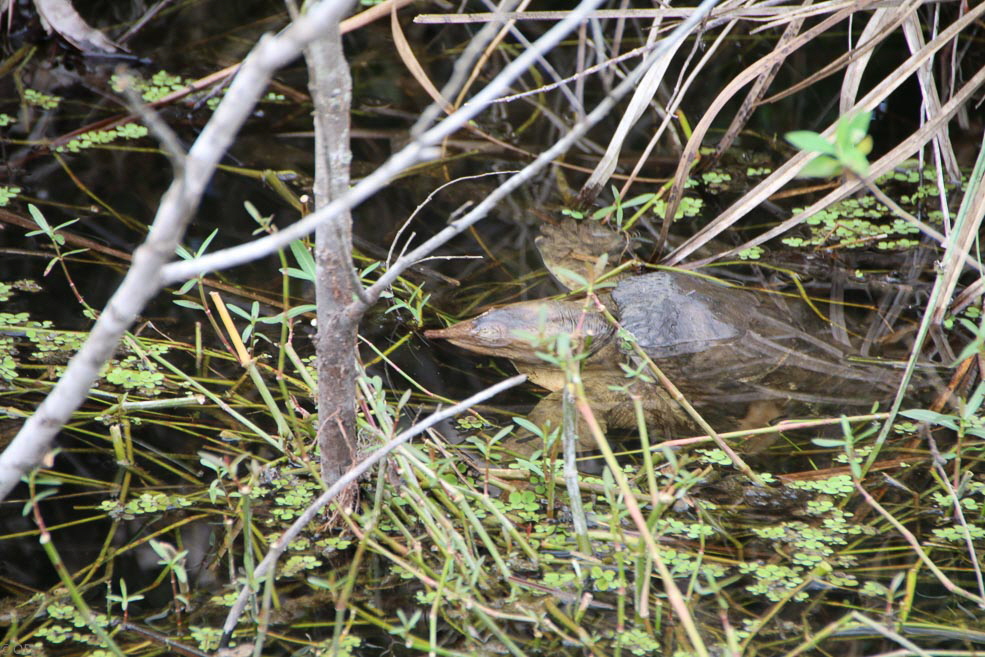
[610,271,899,407]
[613,272,739,357]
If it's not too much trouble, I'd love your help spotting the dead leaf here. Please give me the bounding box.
[34,0,120,53]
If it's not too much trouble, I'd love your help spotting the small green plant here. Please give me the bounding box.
[592,186,656,229]
[281,237,318,283]
[786,111,873,178]
[172,228,221,310]
[701,170,733,191]
[464,424,511,467]
[737,245,764,260]
[506,421,551,477]
[614,357,655,385]
[949,320,985,370]
[615,626,661,655]
[696,448,733,466]
[902,380,985,440]
[782,201,922,250]
[383,278,430,328]
[24,204,88,277]
[106,579,144,624]
[391,608,423,645]
[149,540,190,617]
[226,300,280,346]
[563,185,690,229]
[99,492,193,517]
[55,123,149,153]
[281,554,323,577]
[0,185,20,206]
[812,419,878,478]
[24,88,61,109]
[189,626,224,652]
[113,70,188,101]
[651,195,704,221]
[103,352,168,395]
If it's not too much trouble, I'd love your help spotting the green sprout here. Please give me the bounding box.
[0,185,20,206]
[786,111,873,178]
[591,186,657,229]
[106,579,144,624]
[24,204,88,276]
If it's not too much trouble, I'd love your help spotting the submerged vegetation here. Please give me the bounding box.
[0,1,984,656]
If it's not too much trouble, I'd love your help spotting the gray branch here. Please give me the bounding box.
[0,0,355,501]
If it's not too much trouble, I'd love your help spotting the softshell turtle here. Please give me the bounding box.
[426,220,902,445]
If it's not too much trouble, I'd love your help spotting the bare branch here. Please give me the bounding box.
[0,0,355,502]
[305,11,357,485]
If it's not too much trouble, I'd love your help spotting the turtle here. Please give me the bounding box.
[425,219,905,449]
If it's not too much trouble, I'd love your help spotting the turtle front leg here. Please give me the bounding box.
[505,391,607,457]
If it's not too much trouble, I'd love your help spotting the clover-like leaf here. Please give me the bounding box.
[785,130,836,155]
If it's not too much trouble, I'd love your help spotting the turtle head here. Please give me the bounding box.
[425,300,613,365]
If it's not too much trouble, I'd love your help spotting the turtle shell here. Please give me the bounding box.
[611,271,900,406]
[612,272,739,357]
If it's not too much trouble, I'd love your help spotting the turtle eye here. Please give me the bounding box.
[474,322,507,345]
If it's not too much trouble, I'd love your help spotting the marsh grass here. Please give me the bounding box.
[4,254,985,654]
